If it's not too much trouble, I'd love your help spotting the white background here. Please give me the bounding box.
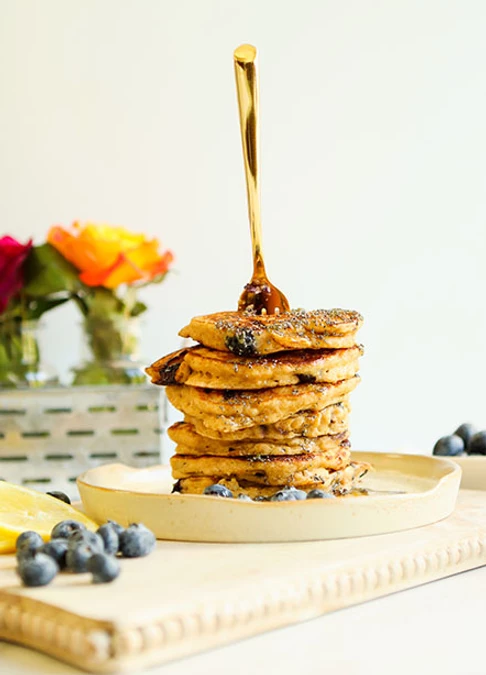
[1,0,485,453]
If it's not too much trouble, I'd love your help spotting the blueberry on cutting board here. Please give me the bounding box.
[432,434,464,456]
[17,553,59,587]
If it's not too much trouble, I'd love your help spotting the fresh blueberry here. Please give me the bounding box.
[87,553,120,584]
[46,490,71,505]
[68,530,104,551]
[270,489,299,502]
[287,487,307,500]
[468,431,486,455]
[96,524,119,555]
[51,520,86,540]
[237,494,253,502]
[16,531,44,560]
[306,489,335,499]
[66,541,102,573]
[453,424,477,450]
[119,524,156,558]
[432,434,465,457]
[17,553,59,587]
[107,520,125,538]
[40,540,69,570]
[203,484,233,498]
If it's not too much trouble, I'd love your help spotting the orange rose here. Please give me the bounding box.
[48,222,173,289]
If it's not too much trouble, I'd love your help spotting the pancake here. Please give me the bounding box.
[165,376,360,433]
[171,450,354,483]
[179,309,363,356]
[174,461,370,497]
[168,421,349,457]
[184,401,350,440]
[146,344,362,389]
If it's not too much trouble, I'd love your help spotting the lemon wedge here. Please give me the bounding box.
[0,481,98,553]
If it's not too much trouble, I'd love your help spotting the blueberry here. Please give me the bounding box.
[306,489,335,499]
[237,494,253,502]
[66,541,100,573]
[40,540,69,570]
[65,532,104,573]
[432,434,464,456]
[468,431,486,455]
[46,490,71,505]
[87,553,120,584]
[203,484,233,498]
[17,553,59,587]
[287,487,307,500]
[119,524,156,558]
[96,524,119,555]
[453,423,477,450]
[16,531,44,560]
[107,520,125,538]
[68,530,104,551]
[51,520,86,540]
[270,489,299,502]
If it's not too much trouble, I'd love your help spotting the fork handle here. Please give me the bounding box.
[234,44,266,279]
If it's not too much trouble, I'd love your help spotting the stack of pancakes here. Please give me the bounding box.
[146,308,369,499]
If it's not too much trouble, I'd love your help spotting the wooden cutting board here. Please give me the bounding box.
[0,489,485,673]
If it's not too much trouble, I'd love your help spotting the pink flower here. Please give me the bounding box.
[0,236,33,313]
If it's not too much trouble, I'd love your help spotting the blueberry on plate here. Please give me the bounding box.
[97,523,119,555]
[119,524,156,558]
[287,487,307,500]
[203,484,233,498]
[17,552,59,587]
[453,423,477,450]
[16,531,44,560]
[432,434,464,457]
[468,431,486,455]
[237,494,253,502]
[87,553,120,584]
[306,489,335,499]
[270,489,298,502]
[40,539,69,570]
[51,520,86,540]
[46,490,71,505]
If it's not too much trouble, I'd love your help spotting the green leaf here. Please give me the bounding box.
[129,300,147,317]
[83,287,125,318]
[24,297,70,320]
[23,244,84,296]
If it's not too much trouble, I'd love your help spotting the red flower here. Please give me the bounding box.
[0,236,33,313]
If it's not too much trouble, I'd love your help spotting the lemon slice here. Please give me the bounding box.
[0,481,98,554]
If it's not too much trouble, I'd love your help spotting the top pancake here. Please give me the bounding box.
[146,344,362,389]
[178,308,363,356]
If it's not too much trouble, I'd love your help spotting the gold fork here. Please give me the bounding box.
[233,44,290,315]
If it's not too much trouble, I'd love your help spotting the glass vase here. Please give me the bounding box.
[0,318,59,389]
[72,315,147,385]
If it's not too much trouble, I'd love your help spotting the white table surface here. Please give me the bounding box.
[0,563,483,675]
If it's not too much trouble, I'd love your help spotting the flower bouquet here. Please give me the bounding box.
[0,224,173,388]
[48,222,173,385]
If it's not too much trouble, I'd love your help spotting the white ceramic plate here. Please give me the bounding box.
[77,452,461,543]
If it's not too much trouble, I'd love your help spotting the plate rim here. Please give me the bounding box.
[77,451,461,502]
